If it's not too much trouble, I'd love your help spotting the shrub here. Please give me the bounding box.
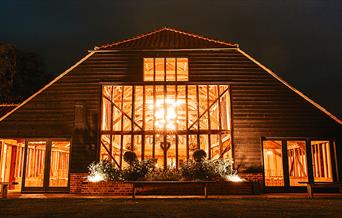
[88,160,121,182]
[146,168,182,181]
[208,159,234,179]
[123,151,137,165]
[193,149,207,162]
[121,158,156,181]
[179,158,234,181]
[180,159,217,181]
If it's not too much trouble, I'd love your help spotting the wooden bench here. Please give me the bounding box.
[127,181,216,199]
[0,182,18,198]
[298,182,342,199]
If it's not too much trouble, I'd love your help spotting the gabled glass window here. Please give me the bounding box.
[143,58,188,81]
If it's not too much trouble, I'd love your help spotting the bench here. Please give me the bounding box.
[0,182,18,198]
[127,181,216,199]
[298,182,342,199]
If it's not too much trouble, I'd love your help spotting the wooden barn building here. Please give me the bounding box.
[0,27,341,193]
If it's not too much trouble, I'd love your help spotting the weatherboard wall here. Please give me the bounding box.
[0,50,340,175]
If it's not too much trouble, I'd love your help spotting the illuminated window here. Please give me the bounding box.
[311,141,333,182]
[287,140,308,186]
[143,58,188,81]
[100,85,231,169]
[263,140,284,187]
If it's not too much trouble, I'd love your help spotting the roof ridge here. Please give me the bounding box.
[95,27,167,50]
[163,27,238,47]
[95,27,238,50]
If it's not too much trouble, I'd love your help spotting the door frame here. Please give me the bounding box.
[21,138,71,193]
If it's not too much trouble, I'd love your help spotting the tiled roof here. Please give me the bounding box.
[0,104,18,119]
[95,27,238,50]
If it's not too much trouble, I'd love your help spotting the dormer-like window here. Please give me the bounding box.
[144,58,188,81]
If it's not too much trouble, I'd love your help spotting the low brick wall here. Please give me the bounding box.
[81,181,132,195]
[70,172,263,195]
[70,173,88,194]
[239,173,263,183]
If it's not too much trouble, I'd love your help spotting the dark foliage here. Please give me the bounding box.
[123,151,137,165]
[193,149,207,162]
[0,43,52,102]
[121,159,156,181]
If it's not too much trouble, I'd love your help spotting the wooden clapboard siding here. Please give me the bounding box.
[0,28,340,174]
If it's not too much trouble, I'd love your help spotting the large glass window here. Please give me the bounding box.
[311,140,333,182]
[287,140,308,186]
[0,139,25,191]
[101,84,231,169]
[263,140,284,187]
[143,58,188,81]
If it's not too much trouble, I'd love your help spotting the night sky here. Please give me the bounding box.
[1,0,341,118]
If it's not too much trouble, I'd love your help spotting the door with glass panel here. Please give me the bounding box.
[22,140,70,192]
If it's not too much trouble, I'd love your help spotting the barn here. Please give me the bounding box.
[0,27,340,193]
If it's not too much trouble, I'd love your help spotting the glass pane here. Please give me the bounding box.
[155,86,164,130]
[311,140,333,182]
[166,58,176,81]
[0,139,25,191]
[145,86,154,130]
[155,58,165,81]
[176,86,186,130]
[188,135,198,159]
[134,86,143,130]
[155,136,164,168]
[187,85,198,130]
[177,58,188,81]
[112,86,123,131]
[199,85,209,130]
[133,135,142,161]
[49,141,70,187]
[122,135,132,169]
[263,140,284,187]
[219,86,231,130]
[287,140,308,186]
[144,135,154,160]
[166,85,176,131]
[209,85,220,130]
[144,58,154,81]
[210,134,220,159]
[199,134,209,158]
[25,141,46,187]
[221,133,232,159]
[101,97,111,131]
[177,135,187,166]
[100,135,111,161]
[166,135,176,168]
[112,135,121,165]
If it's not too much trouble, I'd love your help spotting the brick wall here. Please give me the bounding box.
[81,181,132,195]
[239,173,263,183]
[70,172,263,195]
[70,173,88,193]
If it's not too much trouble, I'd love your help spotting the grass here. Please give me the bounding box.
[0,198,342,217]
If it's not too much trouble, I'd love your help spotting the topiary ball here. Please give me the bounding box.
[123,151,137,164]
[193,149,207,162]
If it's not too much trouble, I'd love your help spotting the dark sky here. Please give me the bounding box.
[1,0,341,118]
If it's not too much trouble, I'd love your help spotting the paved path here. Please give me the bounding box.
[6,192,342,199]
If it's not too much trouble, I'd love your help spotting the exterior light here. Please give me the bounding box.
[226,174,245,182]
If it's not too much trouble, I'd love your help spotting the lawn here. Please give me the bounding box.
[0,198,342,217]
